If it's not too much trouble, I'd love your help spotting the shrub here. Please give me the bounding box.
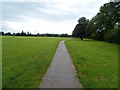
[104,27,120,44]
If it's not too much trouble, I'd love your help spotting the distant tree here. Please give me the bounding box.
[5,32,12,36]
[29,33,31,36]
[60,34,69,37]
[52,34,54,37]
[21,30,26,36]
[16,33,20,36]
[72,17,89,40]
[54,34,59,37]
[27,32,30,36]
[37,33,40,36]
[13,33,15,36]
[0,31,4,35]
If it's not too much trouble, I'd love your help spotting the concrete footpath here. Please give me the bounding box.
[40,40,82,88]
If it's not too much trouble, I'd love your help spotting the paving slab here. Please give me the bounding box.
[40,40,82,88]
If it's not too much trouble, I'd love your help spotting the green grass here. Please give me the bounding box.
[2,36,67,88]
[65,38,118,88]
[0,36,2,89]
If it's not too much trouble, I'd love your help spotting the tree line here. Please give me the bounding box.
[0,31,71,37]
[72,2,120,44]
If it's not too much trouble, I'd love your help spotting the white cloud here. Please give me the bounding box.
[3,16,76,34]
[1,0,109,34]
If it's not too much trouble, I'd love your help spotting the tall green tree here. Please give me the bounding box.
[72,17,89,40]
[85,1,120,43]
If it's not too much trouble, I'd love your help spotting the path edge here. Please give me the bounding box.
[64,38,83,88]
[39,38,83,88]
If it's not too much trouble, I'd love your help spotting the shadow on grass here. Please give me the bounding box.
[82,39,93,41]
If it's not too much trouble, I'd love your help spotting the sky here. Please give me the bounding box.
[1,0,109,34]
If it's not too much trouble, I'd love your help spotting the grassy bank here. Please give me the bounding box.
[65,38,118,88]
[2,36,66,88]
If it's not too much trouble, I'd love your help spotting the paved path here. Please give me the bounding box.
[40,40,82,88]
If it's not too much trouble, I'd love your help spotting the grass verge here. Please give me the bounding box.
[65,38,118,88]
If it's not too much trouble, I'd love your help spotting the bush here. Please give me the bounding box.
[91,32,104,41]
[104,27,120,44]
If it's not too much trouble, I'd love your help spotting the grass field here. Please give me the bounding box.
[65,38,118,88]
[2,36,67,88]
[0,36,2,89]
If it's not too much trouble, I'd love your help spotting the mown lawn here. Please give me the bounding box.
[65,38,118,88]
[2,36,66,88]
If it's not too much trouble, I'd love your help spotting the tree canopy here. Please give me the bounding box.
[72,17,89,40]
[85,2,120,43]
[73,1,120,44]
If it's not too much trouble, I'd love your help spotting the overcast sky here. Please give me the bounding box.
[1,0,109,34]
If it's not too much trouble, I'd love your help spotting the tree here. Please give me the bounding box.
[72,17,89,40]
[13,33,15,36]
[5,32,12,36]
[85,1,120,43]
[21,30,26,36]
[27,32,30,36]
[104,27,120,44]
[60,34,68,37]
[16,33,20,36]
[0,31,4,35]
[37,33,40,36]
